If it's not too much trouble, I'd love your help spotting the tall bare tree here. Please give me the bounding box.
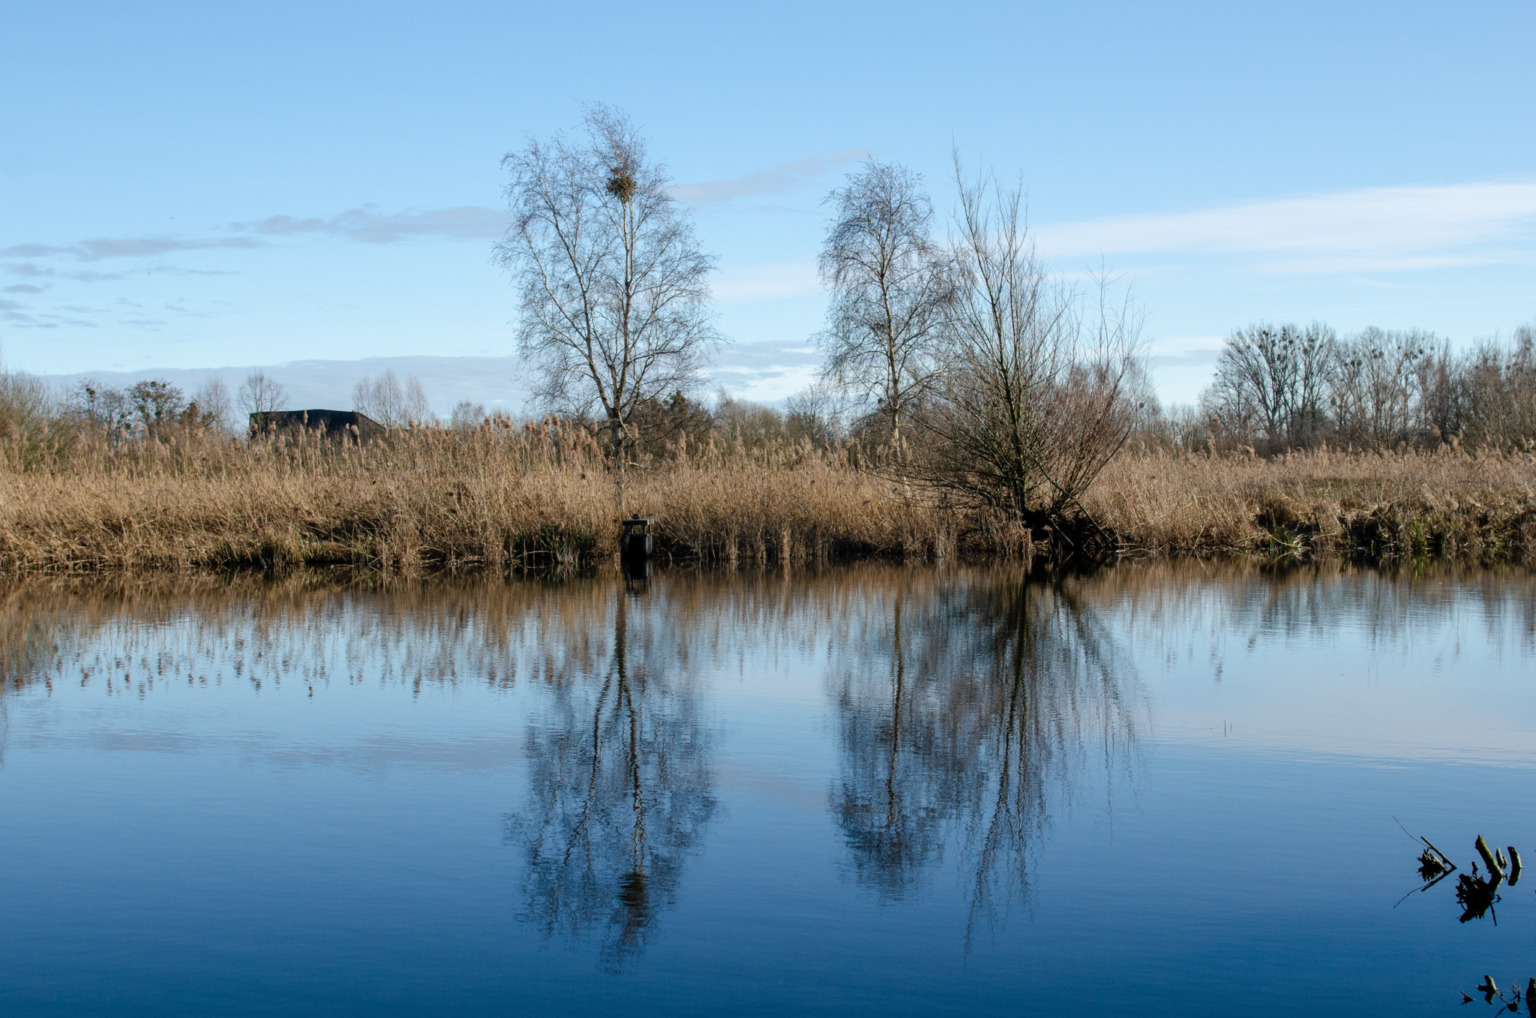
[190,376,232,433]
[1328,327,1431,448]
[1460,324,1536,445]
[127,379,185,436]
[1202,323,1332,448]
[352,369,432,427]
[238,371,288,418]
[0,358,54,449]
[913,166,1141,531]
[498,105,719,511]
[817,161,952,448]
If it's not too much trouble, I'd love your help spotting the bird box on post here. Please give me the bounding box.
[621,516,653,559]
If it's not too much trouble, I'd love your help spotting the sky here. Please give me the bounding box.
[2,0,1533,414]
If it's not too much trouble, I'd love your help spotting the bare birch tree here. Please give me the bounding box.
[817,161,952,448]
[498,105,719,511]
[191,376,232,433]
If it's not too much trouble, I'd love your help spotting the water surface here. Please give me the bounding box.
[1,562,1533,1015]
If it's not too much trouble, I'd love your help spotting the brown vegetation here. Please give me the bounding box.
[1089,444,1536,561]
[0,421,934,575]
[0,414,1532,575]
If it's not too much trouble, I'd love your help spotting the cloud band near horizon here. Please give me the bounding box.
[5,177,1533,289]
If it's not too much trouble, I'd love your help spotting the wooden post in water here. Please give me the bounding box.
[621,516,654,561]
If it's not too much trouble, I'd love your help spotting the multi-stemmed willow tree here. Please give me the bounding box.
[497,105,720,512]
[916,165,1143,531]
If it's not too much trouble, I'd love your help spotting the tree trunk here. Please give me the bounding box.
[891,404,913,498]
[610,415,625,514]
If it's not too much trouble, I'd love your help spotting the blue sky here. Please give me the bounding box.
[2,0,1533,411]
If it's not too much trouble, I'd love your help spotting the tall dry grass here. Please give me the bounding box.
[1,422,1532,575]
[0,420,944,575]
[1090,444,1536,560]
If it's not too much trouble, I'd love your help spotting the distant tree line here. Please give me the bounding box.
[1185,321,1536,452]
[0,355,838,456]
[62,376,231,439]
[0,362,447,447]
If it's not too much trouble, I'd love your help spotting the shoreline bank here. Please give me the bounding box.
[2,440,1531,576]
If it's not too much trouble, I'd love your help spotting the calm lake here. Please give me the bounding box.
[1,562,1533,1016]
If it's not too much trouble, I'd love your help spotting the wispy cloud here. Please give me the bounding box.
[1255,250,1533,276]
[1,297,42,326]
[0,209,506,323]
[143,265,239,278]
[0,205,507,274]
[712,262,821,302]
[1033,180,1536,273]
[1146,347,1223,369]
[0,236,264,262]
[714,338,821,372]
[240,205,508,243]
[3,261,126,281]
[0,154,862,277]
[671,150,868,205]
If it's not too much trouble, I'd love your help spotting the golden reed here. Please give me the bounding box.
[1,421,1532,574]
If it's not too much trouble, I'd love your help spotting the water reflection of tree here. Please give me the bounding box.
[831,578,964,897]
[829,572,1143,939]
[504,585,716,971]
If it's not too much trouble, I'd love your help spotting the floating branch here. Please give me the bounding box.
[1477,835,1507,882]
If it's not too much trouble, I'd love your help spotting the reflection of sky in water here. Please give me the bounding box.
[1107,568,1536,764]
[0,563,1532,1016]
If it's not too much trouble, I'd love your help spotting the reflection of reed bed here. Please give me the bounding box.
[0,570,630,695]
[0,423,1532,574]
[8,558,1526,695]
[1069,557,1536,670]
[0,563,939,695]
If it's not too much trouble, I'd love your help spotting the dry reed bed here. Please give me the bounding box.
[2,426,1533,574]
[1089,446,1536,559]
[0,425,939,574]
